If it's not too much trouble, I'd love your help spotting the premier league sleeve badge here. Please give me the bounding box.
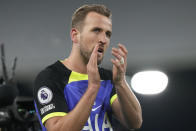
[37,86,53,105]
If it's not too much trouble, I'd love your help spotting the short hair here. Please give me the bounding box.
[71,4,112,31]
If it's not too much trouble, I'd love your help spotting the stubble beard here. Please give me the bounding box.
[80,45,103,65]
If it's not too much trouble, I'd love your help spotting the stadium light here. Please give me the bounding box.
[131,70,168,95]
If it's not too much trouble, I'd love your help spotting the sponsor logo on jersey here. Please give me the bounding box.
[92,105,102,111]
[83,113,113,131]
[40,103,55,115]
[37,86,53,105]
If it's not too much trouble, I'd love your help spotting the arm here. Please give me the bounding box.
[46,85,99,131]
[112,79,142,129]
[111,43,142,129]
[46,44,101,131]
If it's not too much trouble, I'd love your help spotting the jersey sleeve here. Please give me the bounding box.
[110,85,117,106]
[34,70,69,125]
[108,70,117,107]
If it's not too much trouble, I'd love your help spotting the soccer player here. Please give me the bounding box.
[34,4,142,131]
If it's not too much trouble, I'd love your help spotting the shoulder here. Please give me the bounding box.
[34,61,71,86]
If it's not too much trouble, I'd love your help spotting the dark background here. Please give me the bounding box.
[0,0,196,130]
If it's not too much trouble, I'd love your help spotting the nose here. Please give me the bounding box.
[98,33,108,45]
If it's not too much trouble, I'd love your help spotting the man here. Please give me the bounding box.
[34,4,142,131]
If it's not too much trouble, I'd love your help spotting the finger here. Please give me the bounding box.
[110,58,124,71]
[111,49,122,60]
[89,44,99,65]
[117,44,128,65]
[118,43,128,55]
[112,47,125,57]
[111,58,120,67]
[111,48,127,70]
[91,44,99,58]
[117,47,127,65]
[112,48,126,63]
[118,48,126,58]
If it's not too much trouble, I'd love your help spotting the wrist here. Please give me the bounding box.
[88,82,100,89]
[114,76,126,86]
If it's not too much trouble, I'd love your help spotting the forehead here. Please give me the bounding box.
[83,12,112,31]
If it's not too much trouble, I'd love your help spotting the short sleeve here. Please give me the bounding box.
[110,85,117,106]
[34,69,68,125]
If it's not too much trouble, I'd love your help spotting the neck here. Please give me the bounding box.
[62,45,88,74]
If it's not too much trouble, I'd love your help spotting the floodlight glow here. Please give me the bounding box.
[131,71,168,95]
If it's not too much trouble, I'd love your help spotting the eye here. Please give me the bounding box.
[106,31,112,38]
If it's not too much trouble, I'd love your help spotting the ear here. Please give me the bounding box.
[70,28,80,43]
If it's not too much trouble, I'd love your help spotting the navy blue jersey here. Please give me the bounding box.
[34,61,117,131]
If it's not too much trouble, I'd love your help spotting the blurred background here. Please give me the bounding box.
[0,0,195,130]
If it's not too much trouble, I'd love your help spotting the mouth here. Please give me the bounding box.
[98,47,104,54]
